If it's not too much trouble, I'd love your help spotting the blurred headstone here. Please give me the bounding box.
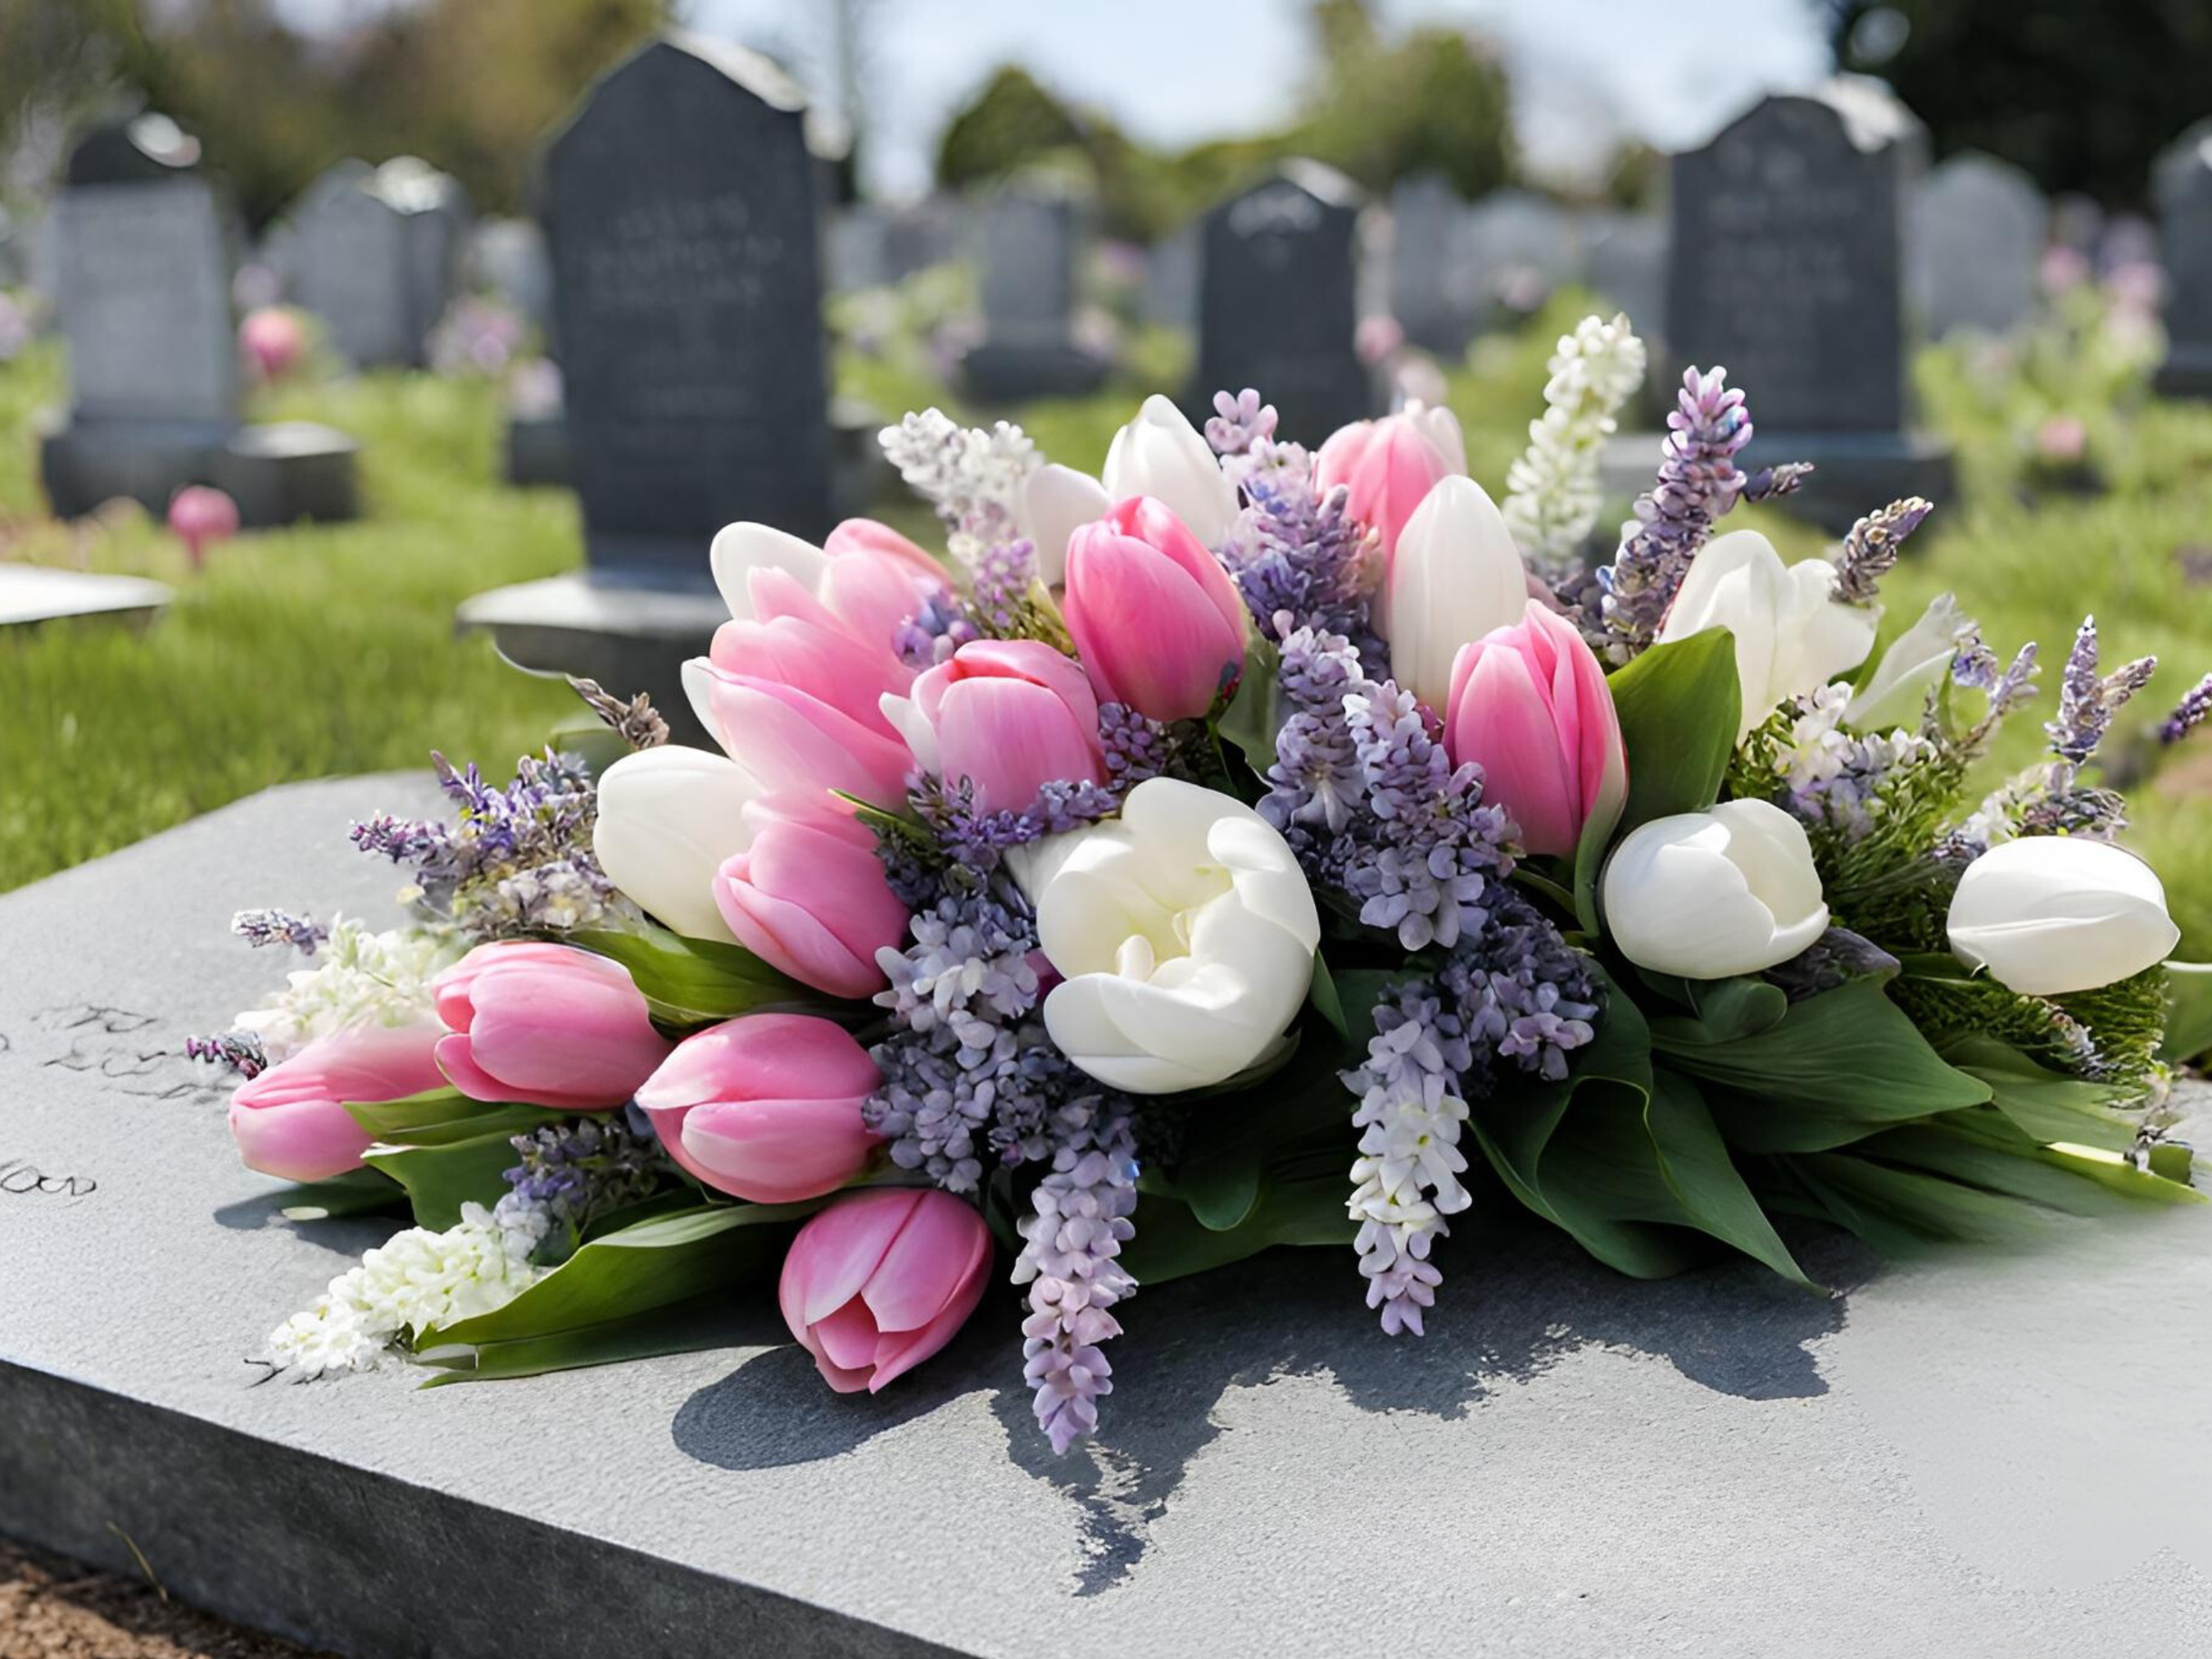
[824,203,889,292]
[2051,193,2105,257]
[959,191,1107,401]
[288,157,469,368]
[1461,188,1581,324]
[1194,162,1374,444]
[1652,81,1951,531]
[1145,220,1200,333]
[39,114,357,524]
[2156,123,2212,397]
[377,156,473,347]
[1910,152,2046,337]
[882,197,962,280]
[1581,208,1670,345]
[460,34,832,742]
[468,217,556,340]
[1389,171,1474,354]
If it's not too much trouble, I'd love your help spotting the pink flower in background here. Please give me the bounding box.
[1445,599,1628,859]
[886,639,1104,814]
[2036,415,2090,465]
[1354,314,1405,367]
[778,1188,992,1394]
[168,485,239,570]
[713,796,911,999]
[239,306,306,381]
[634,1013,883,1203]
[1063,495,1247,721]
[1315,401,1466,557]
[229,1023,446,1181]
[433,942,670,1109]
[2040,244,2092,297]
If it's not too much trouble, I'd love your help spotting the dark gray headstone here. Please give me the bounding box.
[1389,171,1474,354]
[1911,152,2046,338]
[2157,123,2212,397]
[1661,83,1951,528]
[1194,162,1374,444]
[376,156,473,351]
[544,33,833,574]
[959,192,1106,401]
[1461,188,1581,323]
[61,112,201,186]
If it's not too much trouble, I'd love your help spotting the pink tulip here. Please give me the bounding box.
[1314,403,1465,557]
[229,1023,446,1182]
[778,1188,992,1394]
[168,485,239,570]
[714,796,911,999]
[634,1014,883,1203]
[684,660,915,810]
[1445,600,1628,859]
[432,942,671,1109]
[709,566,913,724]
[895,639,1104,813]
[239,306,306,380]
[822,519,954,656]
[1063,495,1247,721]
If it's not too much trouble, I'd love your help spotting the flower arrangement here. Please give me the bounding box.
[191,314,2211,1455]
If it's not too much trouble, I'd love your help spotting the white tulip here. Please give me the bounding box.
[709,521,827,623]
[1018,462,1111,588]
[1375,474,1528,713]
[1602,800,1830,980]
[1102,394,1240,547]
[591,745,762,944]
[1657,530,1881,742]
[1947,836,2179,997]
[1021,777,1321,1094]
[1846,592,1965,732]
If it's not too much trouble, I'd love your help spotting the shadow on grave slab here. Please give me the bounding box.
[672,1211,1874,1595]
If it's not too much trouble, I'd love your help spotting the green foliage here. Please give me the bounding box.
[935,66,1090,193]
[565,923,833,1031]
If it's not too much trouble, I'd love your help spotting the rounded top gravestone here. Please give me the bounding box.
[1910,152,2047,339]
[542,32,833,578]
[2156,120,2212,367]
[1195,160,1374,447]
[63,113,202,187]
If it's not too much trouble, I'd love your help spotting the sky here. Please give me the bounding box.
[674,0,1838,199]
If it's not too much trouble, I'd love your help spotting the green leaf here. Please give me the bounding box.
[566,924,834,1028]
[1641,1068,1815,1288]
[1216,632,1283,784]
[346,1093,567,1148]
[1122,1175,1356,1285]
[2163,961,2212,1063]
[1646,976,1790,1045]
[1937,1034,2138,1152]
[364,1132,526,1231]
[419,1294,754,1386]
[1308,950,1349,1044]
[267,1167,410,1222]
[1856,1117,2204,1216]
[417,1202,813,1350]
[1663,980,1992,1152]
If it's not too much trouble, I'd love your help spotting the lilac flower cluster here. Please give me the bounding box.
[501,1110,669,1242]
[1098,701,1176,792]
[2161,671,2212,746]
[1216,442,1380,654]
[185,1030,269,1079]
[893,589,981,669]
[351,750,629,941]
[876,408,1035,565]
[231,909,328,955]
[968,537,1040,637]
[899,773,1121,900]
[1013,1093,1139,1454]
[1203,387,1278,456]
[1436,886,1601,1086]
[1262,624,1517,951]
[1830,497,1934,607]
[2046,616,2157,765]
[1596,367,1761,659]
[1345,983,1471,1336]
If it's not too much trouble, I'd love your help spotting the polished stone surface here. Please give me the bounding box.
[0,563,170,631]
[5,777,2212,1658]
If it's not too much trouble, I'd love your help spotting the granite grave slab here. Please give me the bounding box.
[5,777,2212,1658]
[1193,163,1374,446]
[0,562,170,632]
[1387,172,1475,355]
[2157,121,2212,398]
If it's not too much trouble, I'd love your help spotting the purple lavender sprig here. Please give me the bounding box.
[1014,1095,1139,1454]
[185,1030,268,1079]
[565,677,669,750]
[1831,497,1933,607]
[1742,462,1815,503]
[1597,366,1765,659]
[230,909,327,955]
[2160,671,2212,745]
[2047,616,2157,765]
[1217,447,1380,655]
[502,1112,668,1240]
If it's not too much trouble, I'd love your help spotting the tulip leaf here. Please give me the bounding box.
[566,924,841,1029]
[1575,627,1742,928]
[345,1093,566,1147]
[1122,1173,1355,1286]
[418,1294,762,1387]
[1308,950,1349,1043]
[364,1131,532,1231]
[417,1201,816,1352]
[1666,980,1992,1152]
[2163,961,2212,1063]
[1643,975,1790,1045]
[1936,1034,2138,1152]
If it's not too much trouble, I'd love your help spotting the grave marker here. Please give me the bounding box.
[1911,152,2046,338]
[2157,121,2212,397]
[959,190,1107,401]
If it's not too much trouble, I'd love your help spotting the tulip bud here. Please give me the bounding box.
[1018,463,1113,588]
[1947,836,2179,996]
[713,796,911,999]
[1063,496,1248,721]
[709,522,828,623]
[229,1022,446,1182]
[1376,474,1528,713]
[1846,592,1965,732]
[1314,401,1466,556]
[778,1188,992,1394]
[592,744,762,944]
[821,518,954,650]
[634,1013,883,1203]
[1602,800,1830,980]
[1101,394,1240,547]
[433,942,671,1109]
[1446,600,1628,858]
[239,306,306,380]
[1656,531,1881,743]
[1026,777,1321,1093]
[882,638,1105,814]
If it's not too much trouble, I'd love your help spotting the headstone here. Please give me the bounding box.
[38,115,357,524]
[1910,152,2046,337]
[1460,188,1582,323]
[377,156,473,347]
[1144,221,1199,333]
[7,777,2212,1659]
[882,197,963,281]
[823,203,889,292]
[2157,124,2212,397]
[468,218,555,338]
[460,34,834,740]
[959,190,1108,401]
[289,158,469,368]
[1389,171,1474,354]
[1648,80,1953,531]
[1581,208,1670,344]
[1193,161,1374,445]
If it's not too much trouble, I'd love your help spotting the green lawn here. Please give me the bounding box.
[3,306,2209,960]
